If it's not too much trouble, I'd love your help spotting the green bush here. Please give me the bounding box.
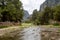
[53,23,60,26]
[24,20,31,23]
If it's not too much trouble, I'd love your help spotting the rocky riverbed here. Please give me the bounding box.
[41,28,60,40]
[0,26,60,40]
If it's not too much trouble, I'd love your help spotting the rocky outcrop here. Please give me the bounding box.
[40,0,60,11]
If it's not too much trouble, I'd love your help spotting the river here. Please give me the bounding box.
[19,27,41,40]
[0,26,60,40]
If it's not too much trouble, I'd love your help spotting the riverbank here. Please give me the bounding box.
[0,26,24,40]
[41,28,60,40]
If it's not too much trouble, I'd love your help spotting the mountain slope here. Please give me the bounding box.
[23,10,29,21]
[40,0,60,11]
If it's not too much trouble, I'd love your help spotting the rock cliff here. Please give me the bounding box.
[23,10,29,21]
[40,0,60,11]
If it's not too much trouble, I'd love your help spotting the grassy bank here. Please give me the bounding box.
[0,23,60,29]
[40,25,60,28]
[0,26,22,40]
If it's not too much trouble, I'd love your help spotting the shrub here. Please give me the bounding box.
[53,22,60,26]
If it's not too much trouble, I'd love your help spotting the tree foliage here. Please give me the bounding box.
[0,0,23,22]
[53,5,60,21]
[31,7,53,25]
[31,9,38,24]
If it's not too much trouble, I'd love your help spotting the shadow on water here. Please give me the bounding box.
[0,27,41,40]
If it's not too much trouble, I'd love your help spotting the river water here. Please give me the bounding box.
[0,26,60,40]
[19,27,41,40]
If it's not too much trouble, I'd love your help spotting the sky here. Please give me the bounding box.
[20,0,45,14]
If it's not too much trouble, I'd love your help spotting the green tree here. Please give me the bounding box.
[42,7,52,24]
[0,0,23,22]
[32,9,38,24]
[36,7,53,25]
[53,5,60,21]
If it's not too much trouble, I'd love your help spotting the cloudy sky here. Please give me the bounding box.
[20,0,45,14]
